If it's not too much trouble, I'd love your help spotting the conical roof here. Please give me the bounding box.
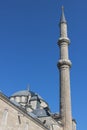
[60,6,67,23]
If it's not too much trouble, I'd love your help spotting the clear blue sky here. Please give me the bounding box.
[0,0,87,130]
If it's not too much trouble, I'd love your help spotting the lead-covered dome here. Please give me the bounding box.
[10,89,50,117]
[11,90,35,97]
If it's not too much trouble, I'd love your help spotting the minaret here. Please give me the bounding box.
[57,7,72,130]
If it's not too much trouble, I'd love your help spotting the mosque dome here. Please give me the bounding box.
[11,90,35,97]
[10,89,50,116]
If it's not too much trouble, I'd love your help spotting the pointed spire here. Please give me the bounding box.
[60,6,67,23]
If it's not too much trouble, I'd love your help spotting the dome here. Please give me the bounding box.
[32,108,48,117]
[10,89,51,115]
[11,90,35,97]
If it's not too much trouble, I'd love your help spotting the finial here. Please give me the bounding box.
[62,6,64,12]
[60,6,67,23]
[27,84,30,91]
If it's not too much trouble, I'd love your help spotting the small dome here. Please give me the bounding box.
[32,108,48,117]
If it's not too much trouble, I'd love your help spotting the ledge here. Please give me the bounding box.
[57,59,72,68]
[58,37,70,46]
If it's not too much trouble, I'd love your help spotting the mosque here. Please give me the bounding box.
[0,7,76,130]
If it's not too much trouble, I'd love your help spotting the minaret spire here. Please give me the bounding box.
[60,6,66,23]
[57,7,72,130]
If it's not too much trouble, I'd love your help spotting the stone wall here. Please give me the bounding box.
[0,93,48,130]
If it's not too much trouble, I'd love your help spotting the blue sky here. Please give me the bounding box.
[0,0,87,130]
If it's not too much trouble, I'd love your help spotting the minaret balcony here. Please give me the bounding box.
[58,37,70,46]
[58,59,72,68]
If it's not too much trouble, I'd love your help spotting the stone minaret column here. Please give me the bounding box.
[57,7,72,130]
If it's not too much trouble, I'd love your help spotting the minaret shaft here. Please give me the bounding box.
[60,24,68,37]
[59,66,72,130]
[58,7,72,130]
[60,43,68,59]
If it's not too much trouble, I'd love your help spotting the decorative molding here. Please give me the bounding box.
[58,37,70,46]
[58,59,72,68]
